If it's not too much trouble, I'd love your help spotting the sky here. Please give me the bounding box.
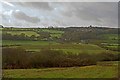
[1,0,119,28]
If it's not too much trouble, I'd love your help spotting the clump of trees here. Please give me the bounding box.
[2,48,119,69]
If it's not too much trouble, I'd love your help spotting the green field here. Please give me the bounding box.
[41,29,64,34]
[2,40,59,46]
[2,27,119,78]
[40,29,64,38]
[3,29,64,38]
[3,40,118,54]
[3,61,118,78]
[102,34,119,40]
[3,31,40,37]
[50,33,62,38]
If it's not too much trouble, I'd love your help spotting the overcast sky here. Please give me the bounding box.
[1,1,118,28]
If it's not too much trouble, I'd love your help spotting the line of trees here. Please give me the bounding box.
[2,48,119,69]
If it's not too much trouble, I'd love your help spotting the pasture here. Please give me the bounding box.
[3,31,40,37]
[2,40,59,46]
[41,29,64,34]
[2,27,119,78]
[3,61,118,78]
[2,29,64,38]
[2,40,118,54]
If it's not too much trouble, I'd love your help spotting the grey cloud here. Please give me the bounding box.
[12,10,40,23]
[14,2,52,10]
[59,2,117,27]
[2,2,118,27]
[67,3,116,18]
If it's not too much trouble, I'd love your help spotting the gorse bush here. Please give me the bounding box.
[31,49,67,67]
[2,48,119,69]
[2,48,31,69]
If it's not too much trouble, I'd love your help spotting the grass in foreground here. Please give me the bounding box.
[3,64,118,78]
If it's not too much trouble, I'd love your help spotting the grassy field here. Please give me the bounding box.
[41,29,64,34]
[40,29,64,38]
[102,34,119,40]
[3,61,118,78]
[2,29,64,38]
[2,27,119,78]
[2,40,59,46]
[3,31,40,37]
[50,33,62,38]
[3,40,118,54]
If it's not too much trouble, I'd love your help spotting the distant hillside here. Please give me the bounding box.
[1,26,119,51]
